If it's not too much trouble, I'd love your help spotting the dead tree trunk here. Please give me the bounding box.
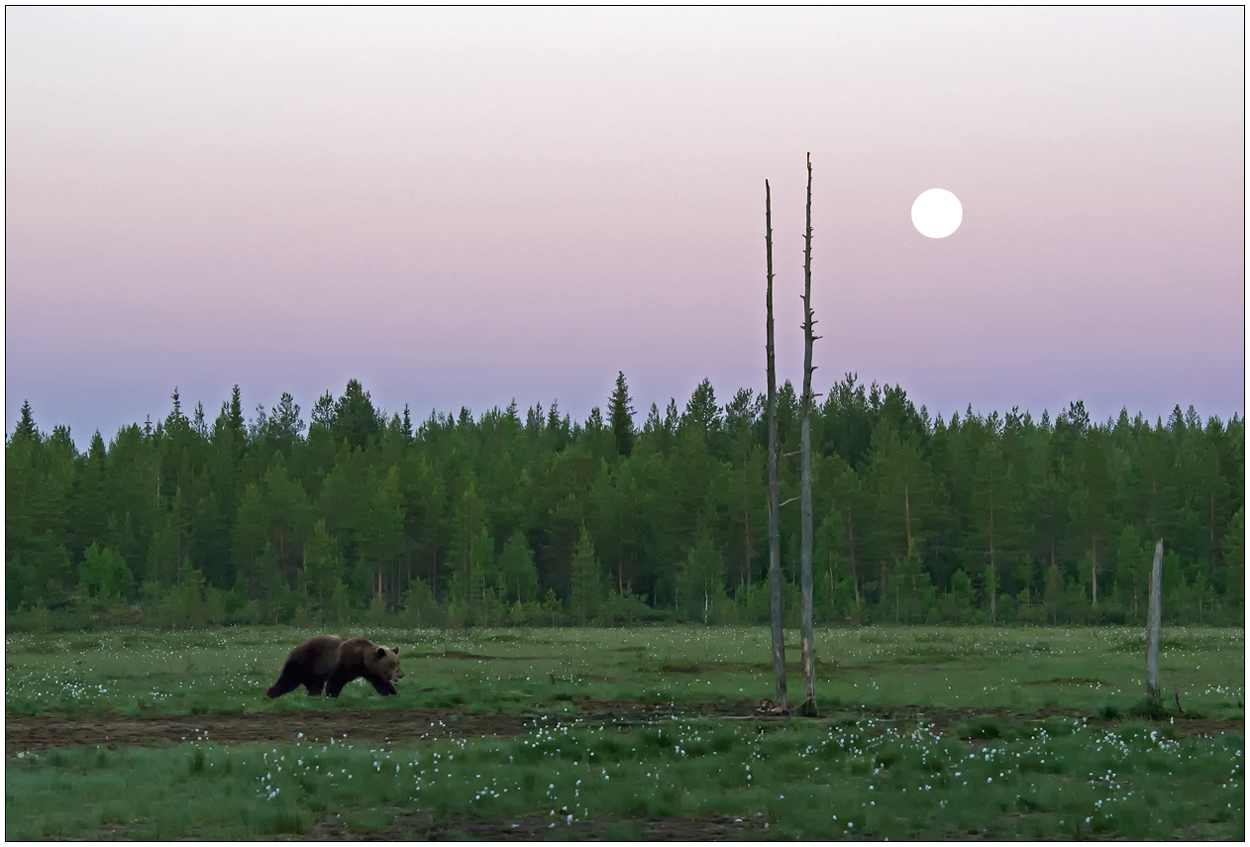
[848,514,861,610]
[1146,538,1163,709]
[798,153,818,717]
[765,179,787,709]
[1092,536,1098,608]
[743,460,752,591]
[988,485,996,624]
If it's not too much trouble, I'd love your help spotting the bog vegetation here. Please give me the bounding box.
[9,713,1243,840]
[5,626,1244,840]
[6,374,1244,630]
[6,626,1244,720]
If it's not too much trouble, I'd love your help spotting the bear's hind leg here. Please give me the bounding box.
[325,673,350,699]
[265,664,303,700]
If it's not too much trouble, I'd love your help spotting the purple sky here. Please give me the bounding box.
[6,8,1244,445]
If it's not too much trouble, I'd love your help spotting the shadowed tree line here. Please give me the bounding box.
[5,375,1244,630]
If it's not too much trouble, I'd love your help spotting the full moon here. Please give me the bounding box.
[911,188,963,238]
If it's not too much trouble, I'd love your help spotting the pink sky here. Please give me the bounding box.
[6,8,1244,443]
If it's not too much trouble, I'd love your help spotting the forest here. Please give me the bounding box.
[5,374,1244,629]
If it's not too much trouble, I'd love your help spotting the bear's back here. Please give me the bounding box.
[337,637,375,670]
[291,636,345,677]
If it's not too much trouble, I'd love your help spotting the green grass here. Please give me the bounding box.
[4,625,1245,718]
[4,624,1244,839]
[6,716,1243,839]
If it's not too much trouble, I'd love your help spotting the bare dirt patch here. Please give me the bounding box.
[3,700,761,753]
[305,808,771,841]
[6,701,1238,755]
[823,704,1242,740]
[5,709,532,753]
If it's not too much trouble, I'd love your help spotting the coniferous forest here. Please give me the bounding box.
[5,374,1244,630]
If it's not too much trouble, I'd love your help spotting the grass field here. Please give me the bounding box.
[5,625,1244,839]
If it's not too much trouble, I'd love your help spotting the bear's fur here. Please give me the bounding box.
[265,636,404,699]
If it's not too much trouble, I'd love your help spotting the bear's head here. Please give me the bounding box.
[369,645,404,682]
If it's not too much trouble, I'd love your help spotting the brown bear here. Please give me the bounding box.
[265,636,404,699]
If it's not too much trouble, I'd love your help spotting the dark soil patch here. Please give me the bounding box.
[5,709,532,753]
[305,808,771,841]
[821,704,1241,739]
[7,701,1238,754]
[576,699,757,721]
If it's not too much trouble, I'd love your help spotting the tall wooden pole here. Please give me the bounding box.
[798,153,818,716]
[1146,538,1163,708]
[765,179,787,708]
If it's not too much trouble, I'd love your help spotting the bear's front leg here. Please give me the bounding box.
[305,679,326,697]
[368,675,399,697]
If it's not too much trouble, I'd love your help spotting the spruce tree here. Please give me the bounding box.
[14,399,37,441]
[609,371,636,458]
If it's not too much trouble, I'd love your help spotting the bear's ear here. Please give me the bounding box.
[376,647,387,660]
[394,647,399,655]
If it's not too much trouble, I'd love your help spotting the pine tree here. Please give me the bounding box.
[301,519,343,616]
[1221,506,1244,614]
[969,440,1023,623]
[310,391,334,432]
[569,525,605,625]
[1068,427,1111,608]
[266,393,305,455]
[70,431,110,560]
[332,379,380,448]
[500,530,539,605]
[681,379,722,444]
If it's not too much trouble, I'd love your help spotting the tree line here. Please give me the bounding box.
[5,374,1244,630]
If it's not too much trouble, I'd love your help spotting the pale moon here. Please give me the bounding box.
[911,188,963,238]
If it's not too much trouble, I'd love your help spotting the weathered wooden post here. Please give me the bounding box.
[1145,538,1163,710]
[765,179,787,709]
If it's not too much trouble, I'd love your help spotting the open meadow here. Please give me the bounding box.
[5,625,1244,840]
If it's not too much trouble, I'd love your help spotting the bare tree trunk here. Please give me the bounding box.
[1210,490,1216,572]
[798,153,818,717]
[989,487,996,624]
[765,179,787,709]
[1146,539,1163,709]
[904,481,913,552]
[848,515,861,610]
[1050,543,1057,625]
[431,543,439,603]
[743,459,751,592]
[1092,536,1098,608]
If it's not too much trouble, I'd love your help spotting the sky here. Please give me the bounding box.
[5,8,1244,445]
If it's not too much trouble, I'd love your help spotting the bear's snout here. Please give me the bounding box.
[395,669,405,679]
